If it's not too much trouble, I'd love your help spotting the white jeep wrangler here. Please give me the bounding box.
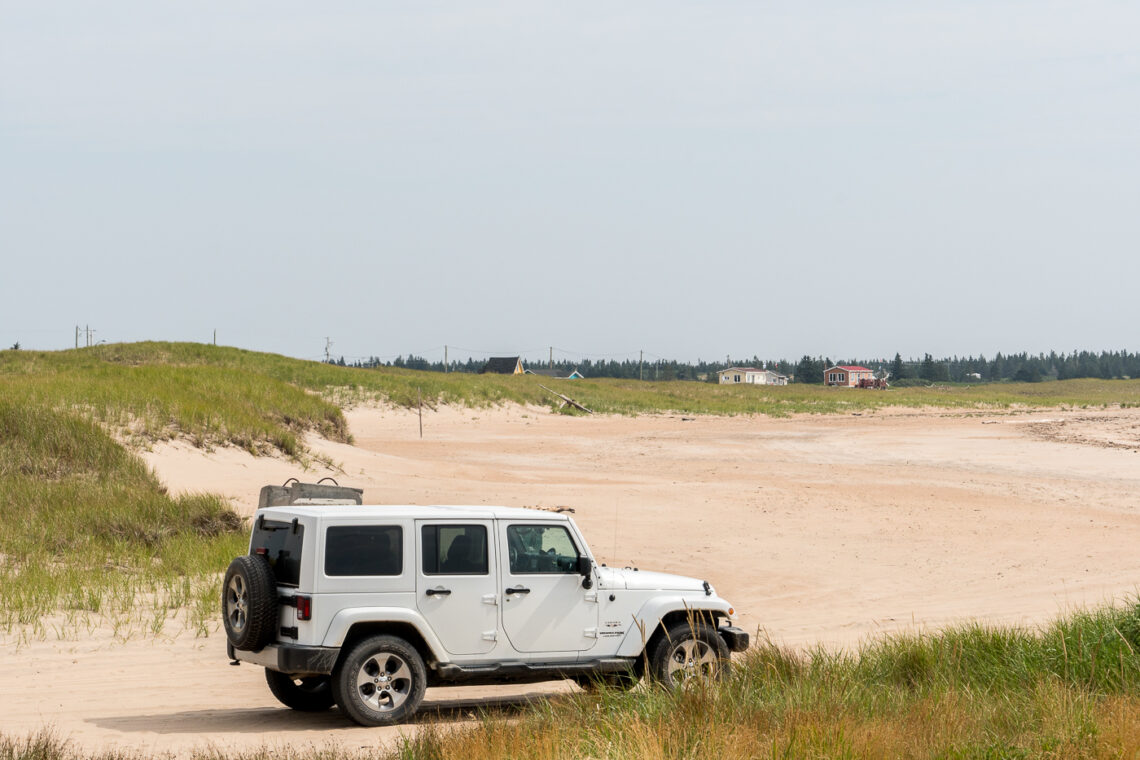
[222,481,748,726]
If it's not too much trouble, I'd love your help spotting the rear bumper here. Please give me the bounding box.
[228,641,340,675]
[718,625,750,653]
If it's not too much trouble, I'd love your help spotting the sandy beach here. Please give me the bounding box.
[4,403,1139,756]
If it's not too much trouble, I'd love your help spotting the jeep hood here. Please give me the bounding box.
[597,566,709,593]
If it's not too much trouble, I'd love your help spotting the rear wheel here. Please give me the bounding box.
[648,621,729,691]
[265,670,334,712]
[332,635,426,726]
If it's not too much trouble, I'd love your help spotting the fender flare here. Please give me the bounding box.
[320,607,447,662]
[614,595,734,658]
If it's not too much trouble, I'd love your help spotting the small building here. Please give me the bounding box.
[480,356,524,375]
[717,367,789,386]
[525,367,585,380]
[824,365,874,387]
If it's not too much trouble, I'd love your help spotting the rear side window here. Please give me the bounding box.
[324,526,403,576]
[250,518,304,587]
[422,524,488,575]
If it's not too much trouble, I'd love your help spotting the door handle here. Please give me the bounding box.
[505,586,531,595]
[425,587,452,596]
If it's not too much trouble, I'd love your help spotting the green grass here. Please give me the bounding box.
[4,603,1140,758]
[0,396,245,635]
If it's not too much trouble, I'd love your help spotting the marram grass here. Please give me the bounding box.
[396,602,1140,759]
[0,397,245,633]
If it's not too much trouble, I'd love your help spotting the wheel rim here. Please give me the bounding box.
[664,638,718,687]
[225,574,248,633]
[355,652,413,714]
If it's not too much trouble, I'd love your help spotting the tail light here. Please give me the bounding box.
[295,595,312,621]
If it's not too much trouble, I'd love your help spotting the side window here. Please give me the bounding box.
[422,524,489,575]
[324,526,402,576]
[507,524,580,574]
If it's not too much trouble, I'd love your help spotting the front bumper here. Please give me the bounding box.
[228,641,340,675]
[718,625,750,653]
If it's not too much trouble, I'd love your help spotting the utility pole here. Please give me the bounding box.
[444,345,448,373]
[639,350,644,381]
[324,337,333,363]
[213,329,217,346]
[549,346,553,370]
[75,325,79,349]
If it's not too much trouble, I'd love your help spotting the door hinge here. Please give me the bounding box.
[482,630,497,642]
[584,592,598,603]
[280,626,298,639]
[481,593,498,606]
[584,627,598,638]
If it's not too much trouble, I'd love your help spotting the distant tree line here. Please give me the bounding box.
[334,350,1140,384]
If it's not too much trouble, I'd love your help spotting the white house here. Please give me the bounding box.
[717,367,789,386]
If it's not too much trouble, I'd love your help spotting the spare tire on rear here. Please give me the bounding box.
[222,554,278,651]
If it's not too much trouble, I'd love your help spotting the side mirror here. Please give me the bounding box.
[577,556,593,589]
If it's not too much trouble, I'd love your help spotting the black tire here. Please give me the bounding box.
[648,620,730,691]
[265,669,335,712]
[332,635,426,726]
[221,555,278,651]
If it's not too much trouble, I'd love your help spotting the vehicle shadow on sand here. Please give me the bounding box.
[88,692,558,735]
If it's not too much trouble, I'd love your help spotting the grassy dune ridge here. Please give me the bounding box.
[0,397,245,632]
[0,346,349,457]
[7,343,1140,439]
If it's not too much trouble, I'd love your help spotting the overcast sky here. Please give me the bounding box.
[2,1,1137,365]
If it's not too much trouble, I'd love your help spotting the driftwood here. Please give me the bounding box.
[539,385,594,414]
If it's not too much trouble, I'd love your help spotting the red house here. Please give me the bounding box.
[825,365,873,387]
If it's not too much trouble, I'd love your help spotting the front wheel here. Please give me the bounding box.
[648,621,730,691]
[264,669,335,712]
[332,635,426,726]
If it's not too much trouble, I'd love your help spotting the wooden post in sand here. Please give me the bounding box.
[418,388,423,439]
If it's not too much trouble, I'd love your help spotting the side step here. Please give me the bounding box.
[436,657,636,684]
